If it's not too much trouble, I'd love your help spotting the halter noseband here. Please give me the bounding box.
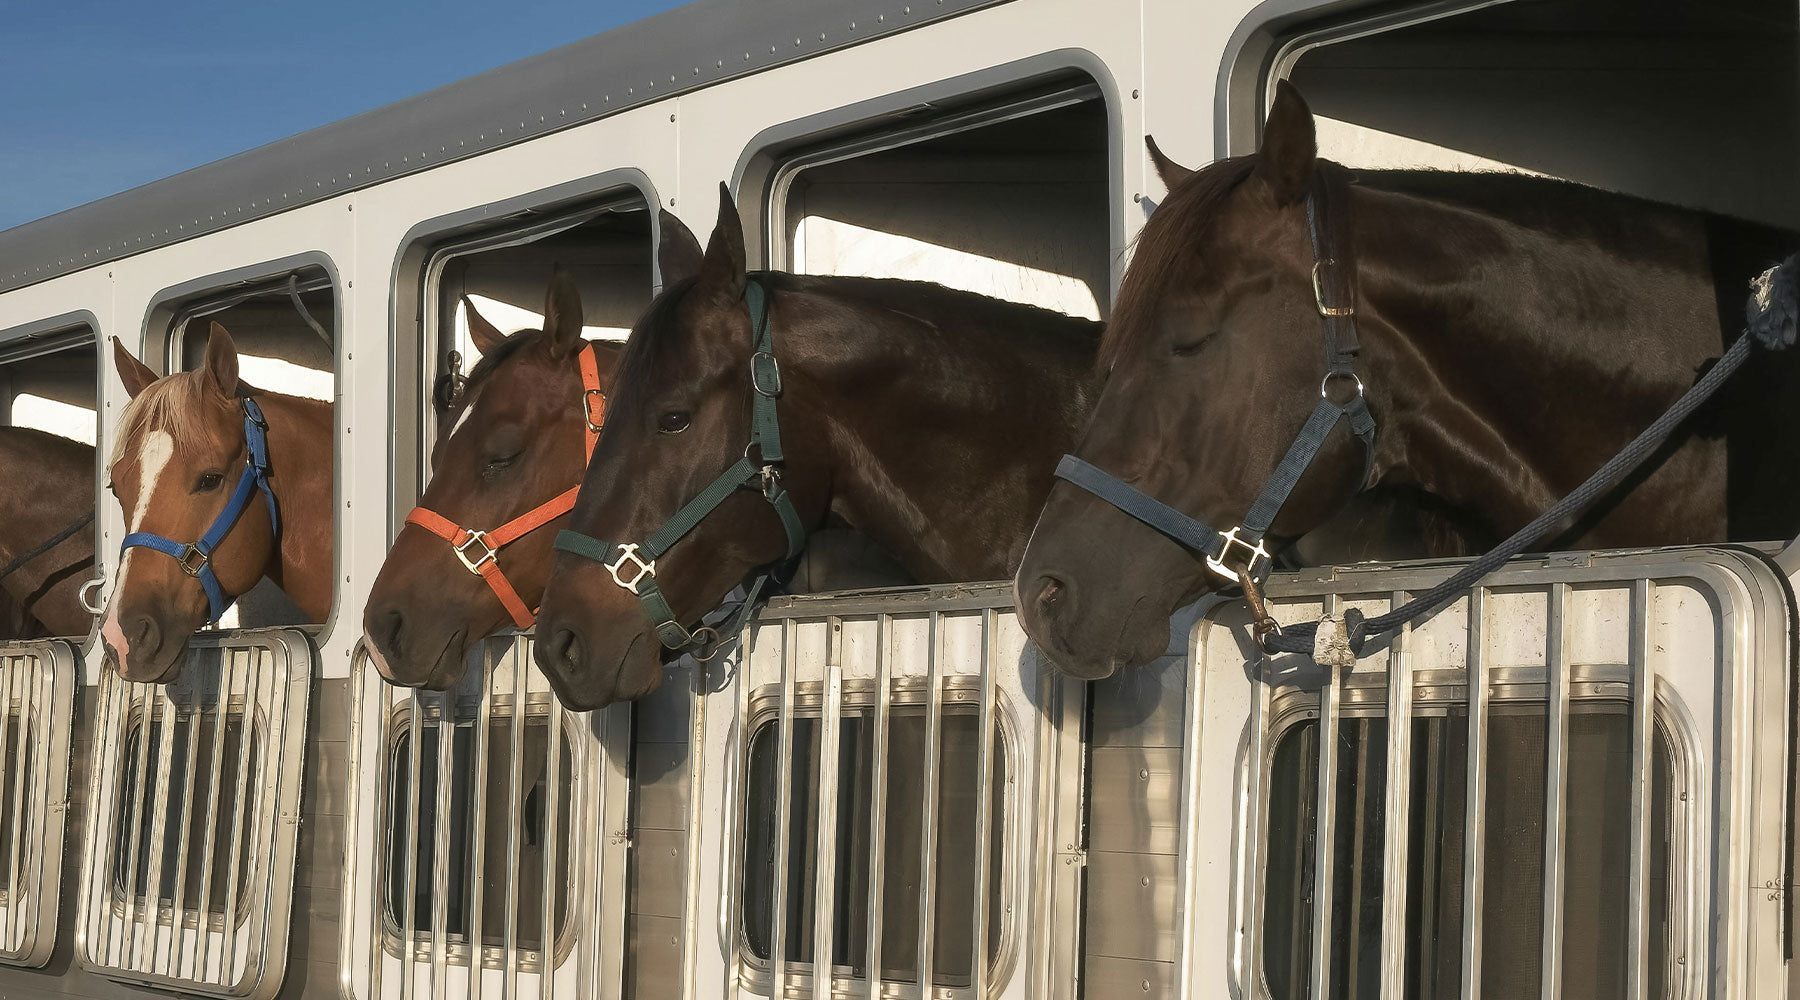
[553,278,807,656]
[1054,167,1375,638]
[121,396,280,624]
[404,342,608,629]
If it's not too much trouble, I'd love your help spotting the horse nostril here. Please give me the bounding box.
[1032,574,1068,615]
[376,609,404,651]
[543,628,582,674]
[129,615,161,655]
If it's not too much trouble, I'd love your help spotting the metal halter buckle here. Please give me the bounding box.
[1204,526,1271,583]
[178,543,211,577]
[750,352,782,397]
[604,543,658,595]
[453,530,498,575]
[584,388,607,433]
[1312,260,1355,318]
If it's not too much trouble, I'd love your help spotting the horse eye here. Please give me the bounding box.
[195,472,225,493]
[658,412,690,434]
[484,450,521,472]
[1172,333,1218,357]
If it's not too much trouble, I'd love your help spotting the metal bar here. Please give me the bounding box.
[969,610,997,1000]
[1461,588,1491,1000]
[771,619,798,997]
[1416,715,1445,990]
[0,658,15,955]
[140,682,179,972]
[432,690,455,1000]
[504,643,527,1000]
[542,691,562,999]
[93,673,128,968]
[164,667,207,979]
[220,647,261,986]
[865,615,891,998]
[1540,584,1571,1000]
[194,651,232,981]
[811,618,845,1000]
[468,642,494,1000]
[368,667,392,1000]
[1309,595,1344,1000]
[119,682,154,969]
[1626,579,1654,1000]
[403,685,425,1000]
[916,612,945,997]
[344,645,375,999]
[1380,594,1416,997]
[1345,712,1373,998]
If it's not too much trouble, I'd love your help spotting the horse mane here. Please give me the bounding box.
[1100,156,1257,368]
[609,275,702,418]
[109,371,232,467]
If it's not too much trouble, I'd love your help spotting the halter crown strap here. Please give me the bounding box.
[553,276,807,655]
[404,341,608,629]
[121,396,280,624]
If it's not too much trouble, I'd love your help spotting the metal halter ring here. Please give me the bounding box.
[177,543,211,577]
[1320,372,1365,400]
[452,530,498,575]
[604,543,658,595]
[1204,526,1272,583]
[690,626,724,661]
[1312,260,1355,318]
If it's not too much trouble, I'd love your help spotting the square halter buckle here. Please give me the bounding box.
[604,543,658,595]
[453,530,498,575]
[1204,526,1272,583]
[177,543,211,577]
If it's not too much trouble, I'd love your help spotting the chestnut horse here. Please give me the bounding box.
[1016,81,1800,679]
[363,269,622,689]
[0,428,96,638]
[102,325,333,681]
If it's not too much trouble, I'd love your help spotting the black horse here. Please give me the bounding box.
[1017,80,1800,679]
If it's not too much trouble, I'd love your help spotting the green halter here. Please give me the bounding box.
[553,278,807,655]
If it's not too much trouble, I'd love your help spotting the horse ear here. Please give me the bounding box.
[697,182,748,306]
[657,208,705,287]
[543,265,586,358]
[462,296,507,356]
[203,322,240,399]
[1145,135,1194,193]
[111,336,159,399]
[1254,79,1317,206]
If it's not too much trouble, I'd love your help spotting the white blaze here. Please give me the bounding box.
[101,430,174,662]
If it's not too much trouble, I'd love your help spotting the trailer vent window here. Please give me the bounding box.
[78,631,311,999]
[0,641,77,969]
[740,706,1005,985]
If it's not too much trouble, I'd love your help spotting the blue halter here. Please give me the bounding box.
[121,396,280,623]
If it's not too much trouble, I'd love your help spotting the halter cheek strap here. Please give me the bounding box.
[121,396,280,624]
[405,343,607,629]
[553,278,808,657]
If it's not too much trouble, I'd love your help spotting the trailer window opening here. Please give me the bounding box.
[738,701,1007,989]
[1260,697,1677,1000]
[383,711,577,962]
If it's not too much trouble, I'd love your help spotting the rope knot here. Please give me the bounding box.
[1748,254,1799,352]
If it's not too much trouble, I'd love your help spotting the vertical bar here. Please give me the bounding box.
[1309,595,1344,1000]
[432,689,456,1000]
[915,612,945,997]
[811,618,845,1000]
[541,692,562,999]
[194,651,232,980]
[1344,714,1373,998]
[771,619,798,997]
[0,660,15,955]
[467,642,494,1000]
[140,683,179,971]
[1415,720,1445,989]
[402,686,425,1000]
[220,647,261,986]
[504,643,527,1000]
[1461,588,1491,1000]
[1626,580,1654,1000]
[1540,584,1571,1000]
[94,674,129,968]
[119,684,154,968]
[1380,594,1416,997]
[968,611,997,1000]
[368,668,391,1000]
[865,615,891,998]
[164,669,207,978]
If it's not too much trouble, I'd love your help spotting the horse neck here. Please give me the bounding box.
[779,279,1103,581]
[1354,178,1730,546]
[0,428,95,603]
[255,393,334,620]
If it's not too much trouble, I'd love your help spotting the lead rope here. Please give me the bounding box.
[0,509,95,582]
[1267,253,1800,659]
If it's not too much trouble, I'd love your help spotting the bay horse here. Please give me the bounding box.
[362,269,622,689]
[102,325,333,682]
[0,427,96,638]
[1016,80,1800,679]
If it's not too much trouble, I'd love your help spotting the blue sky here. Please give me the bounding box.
[0,0,689,232]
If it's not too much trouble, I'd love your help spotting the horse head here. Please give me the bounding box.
[103,324,286,681]
[363,268,621,689]
[1017,81,1375,679]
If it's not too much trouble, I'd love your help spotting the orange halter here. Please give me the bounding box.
[404,344,606,628]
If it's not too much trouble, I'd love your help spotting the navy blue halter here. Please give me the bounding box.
[121,396,280,623]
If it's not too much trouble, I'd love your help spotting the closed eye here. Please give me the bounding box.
[482,450,523,476]
[1172,333,1219,357]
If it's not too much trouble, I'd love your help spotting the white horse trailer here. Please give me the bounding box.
[0,0,1794,998]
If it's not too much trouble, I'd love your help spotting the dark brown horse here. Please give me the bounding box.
[102,325,333,681]
[363,270,622,688]
[1017,81,1800,679]
[0,427,96,638]
[530,189,1107,709]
